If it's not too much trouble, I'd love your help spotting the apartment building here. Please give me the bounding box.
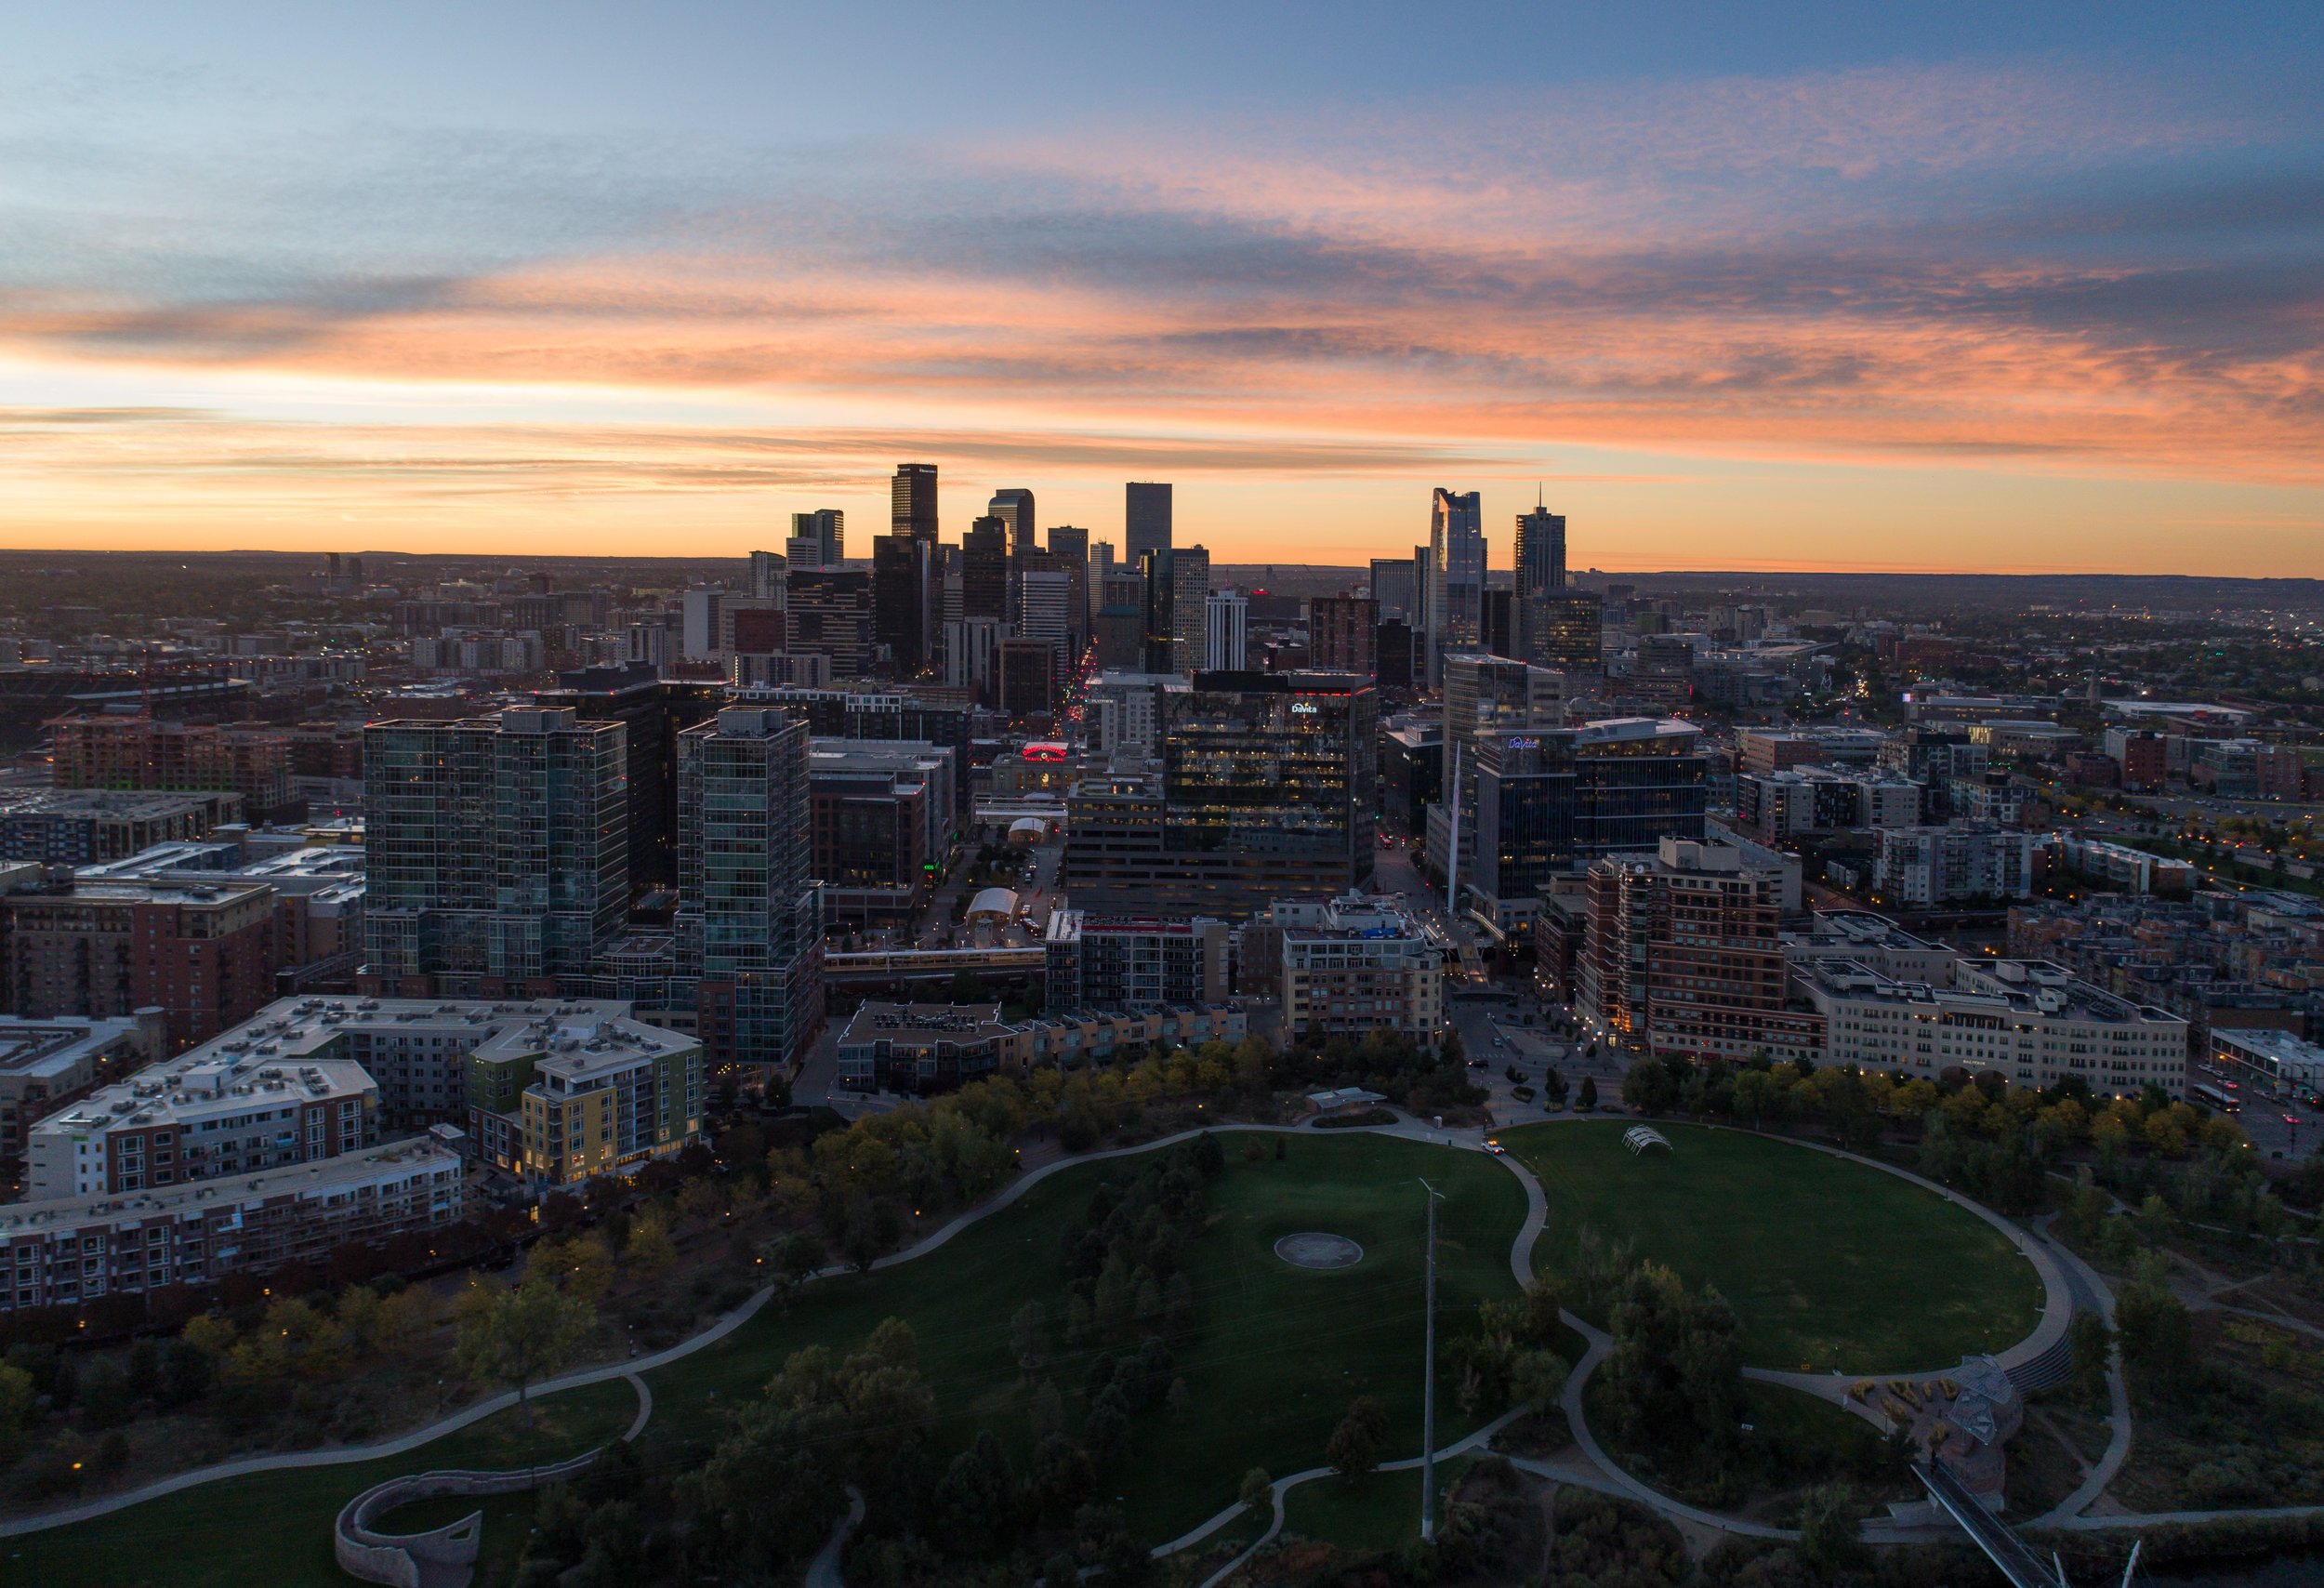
[1,880,279,1048]
[1279,892,1442,1043]
[0,789,247,866]
[1580,837,1823,1065]
[0,1012,166,1166]
[46,714,295,817]
[1876,822,2039,906]
[505,1016,704,1186]
[1043,911,1231,1012]
[25,1005,380,1198]
[0,1142,461,1314]
[363,706,629,998]
[1798,957,2188,1100]
[836,999,1248,1093]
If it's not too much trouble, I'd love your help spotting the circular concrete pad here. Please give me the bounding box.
[1274,1232,1365,1269]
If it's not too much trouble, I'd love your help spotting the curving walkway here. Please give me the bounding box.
[805,1486,866,1588]
[2024,1220,2132,1528]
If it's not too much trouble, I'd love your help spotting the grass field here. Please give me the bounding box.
[1278,1456,1474,1551]
[640,1131,1530,1542]
[1500,1119,2044,1373]
[2,1376,639,1588]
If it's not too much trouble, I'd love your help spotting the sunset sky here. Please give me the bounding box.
[4,2,2319,573]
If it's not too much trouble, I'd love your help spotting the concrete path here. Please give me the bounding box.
[2026,1223,2133,1529]
[622,1372,654,1441]
[805,1486,866,1588]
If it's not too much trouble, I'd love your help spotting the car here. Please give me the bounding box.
[1484,1140,1506,1155]
[1492,1036,1504,1047]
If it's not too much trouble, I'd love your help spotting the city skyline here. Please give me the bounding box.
[2,3,2318,572]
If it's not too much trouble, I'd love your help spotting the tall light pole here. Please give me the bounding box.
[1419,1177,1446,1540]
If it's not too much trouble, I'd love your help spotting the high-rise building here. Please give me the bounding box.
[942,615,1007,704]
[891,464,939,543]
[1368,559,1418,623]
[1481,589,1518,659]
[872,535,933,670]
[790,509,845,564]
[1126,482,1172,562]
[1527,589,1604,674]
[535,663,723,891]
[1169,546,1211,675]
[1047,525,1089,656]
[998,638,1056,720]
[1376,620,1414,688]
[1514,505,1566,597]
[961,516,1008,621]
[1062,670,1377,919]
[363,707,628,996]
[1310,595,1378,676]
[785,566,875,677]
[1019,570,1075,674]
[681,588,723,660]
[1467,718,1707,930]
[0,880,279,1049]
[748,549,788,602]
[1093,572,1145,672]
[989,489,1037,562]
[676,707,822,1070]
[1088,540,1115,623]
[1426,489,1485,687]
[1204,589,1248,671]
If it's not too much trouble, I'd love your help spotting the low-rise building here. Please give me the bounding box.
[1876,823,2039,906]
[1044,911,1230,1012]
[0,788,246,866]
[835,1000,1248,1092]
[1279,892,1442,1043]
[25,1005,382,1198]
[0,1141,462,1314]
[1798,956,2187,1098]
[2054,836,2198,896]
[0,1012,167,1165]
[505,1015,704,1186]
[2203,1027,2324,1110]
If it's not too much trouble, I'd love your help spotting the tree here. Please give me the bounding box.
[181,1313,239,1359]
[78,1357,131,1430]
[2115,1277,2193,1396]
[1326,1395,1390,1476]
[532,1227,618,1302]
[1622,1055,1680,1116]
[1797,1482,1868,1577]
[1238,1467,1274,1513]
[1512,1350,1570,1416]
[2068,1308,2114,1396]
[0,1362,35,1457]
[158,1340,212,1408]
[768,1230,828,1307]
[626,1214,678,1276]
[1732,1068,1776,1131]
[453,1275,596,1424]
[1577,1076,1598,1112]
[933,1430,1019,1555]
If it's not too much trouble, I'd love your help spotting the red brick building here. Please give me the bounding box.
[0,881,279,1050]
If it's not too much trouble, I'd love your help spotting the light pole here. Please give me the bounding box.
[1418,1177,1446,1541]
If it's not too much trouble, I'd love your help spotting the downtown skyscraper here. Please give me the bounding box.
[1426,488,1484,687]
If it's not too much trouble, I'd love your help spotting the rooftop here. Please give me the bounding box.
[0,1015,147,1079]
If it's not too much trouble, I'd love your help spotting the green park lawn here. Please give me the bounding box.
[1501,1119,2044,1373]
[643,1130,1530,1542]
[3,1375,639,1588]
[7,1131,1528,1582]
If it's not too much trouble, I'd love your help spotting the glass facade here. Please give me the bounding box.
[677,708,823,1068]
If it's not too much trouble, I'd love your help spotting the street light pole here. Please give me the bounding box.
[1419,1177,1446,1541]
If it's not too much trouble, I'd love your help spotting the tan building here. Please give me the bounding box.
[1279,893,1442,1043]
[0,1142,460,1314]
